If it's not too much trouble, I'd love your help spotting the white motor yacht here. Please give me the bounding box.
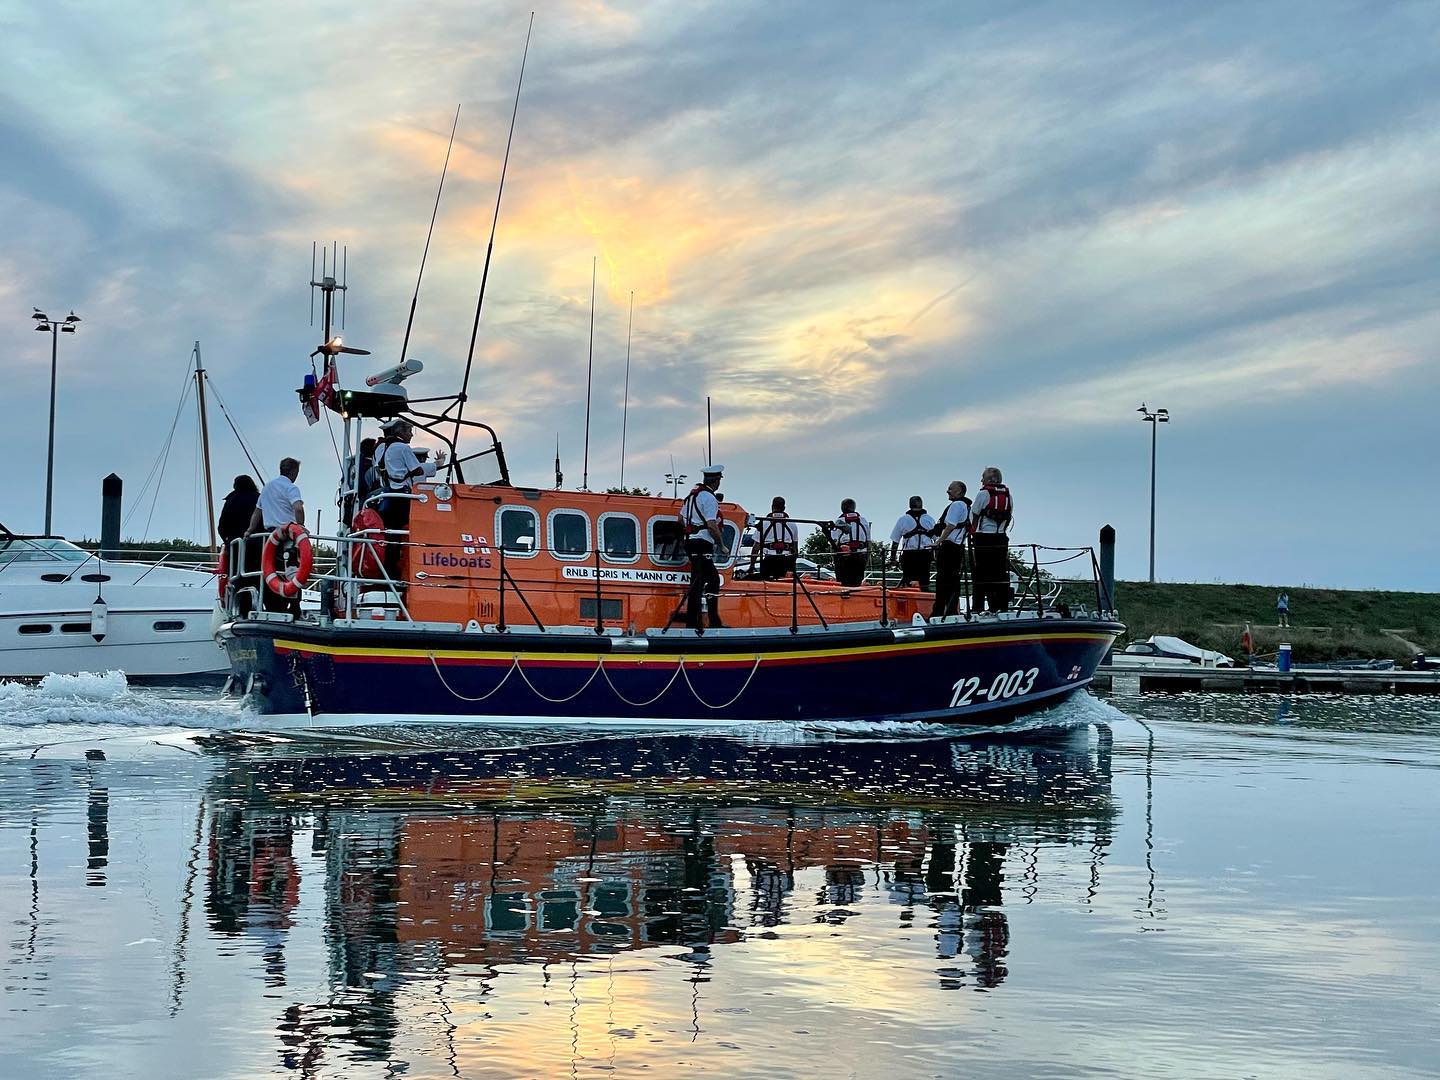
[0,534,226,681]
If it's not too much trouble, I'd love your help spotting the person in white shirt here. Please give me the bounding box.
[680,464,726,630]
[757,495,799,581]
[887,495,936,591]
[248,458,305,532]
[931,480,970,619]
[828,498,871,587]
[375,417,448,578]
[246,457,305,615]
[970,466,1013,613]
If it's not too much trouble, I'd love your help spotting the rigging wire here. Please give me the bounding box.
[140,378,192,542]
[201,373,264,479]
[122,362,195,534]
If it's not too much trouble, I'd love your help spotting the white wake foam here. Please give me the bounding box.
[805,689,1128,740]
[0,671,241,731]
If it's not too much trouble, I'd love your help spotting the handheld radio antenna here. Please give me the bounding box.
[400,103,461,367]
[452,11,534,465]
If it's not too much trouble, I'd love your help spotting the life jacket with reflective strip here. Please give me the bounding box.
[760,512,793,553]
[681,484,715,537]
[976,483,1012,531]
[833,511,867,554]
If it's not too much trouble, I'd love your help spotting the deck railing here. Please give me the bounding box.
[220,515,1109,635]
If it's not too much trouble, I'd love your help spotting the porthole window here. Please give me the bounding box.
[496,506,539,558]
[80,573,111,583]
[153,620,186,632]
[18,624,53,635]
[648,517,687,566]
[548,510,590,560]
[60,623,92,634]
[599,513,640,563]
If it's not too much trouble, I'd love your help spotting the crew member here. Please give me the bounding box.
[931,481,971,619]
[247,458,305,615]
[758,496,799,581]
[344,437,377,524]
[828,499,871,587]
[375,417,448,579]
[218,475,259,547]
[888,496,936,591]
[680,464,726,630]
[970,466,1013,613]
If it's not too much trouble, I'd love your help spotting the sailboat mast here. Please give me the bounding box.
[192,342,217,554]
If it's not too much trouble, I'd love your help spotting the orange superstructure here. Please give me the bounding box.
[395,481,929,631]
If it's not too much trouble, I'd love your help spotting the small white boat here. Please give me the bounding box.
[1105,635,1234,669]
[0,533,227,681]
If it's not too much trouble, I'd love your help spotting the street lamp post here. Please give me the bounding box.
[32,308,81,536]
[665,454,687,499]
[1137,403,1169,583]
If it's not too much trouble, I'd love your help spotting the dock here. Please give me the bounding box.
[1092,664,1440,695]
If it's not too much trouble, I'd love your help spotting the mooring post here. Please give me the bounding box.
[101,474,122,560]
[1099,524,1116,615]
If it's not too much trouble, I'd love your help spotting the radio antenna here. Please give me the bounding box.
[581,256,596,491]
[400,104,461,366]
[453,11,534,458]
[619,290,633,489]
[706,395,713,467]
[340,245,347,329]
[309,242,317,325]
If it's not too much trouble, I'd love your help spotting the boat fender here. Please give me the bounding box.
[261,523,314,599]
[216,546,229,600]
[90,597,108,643]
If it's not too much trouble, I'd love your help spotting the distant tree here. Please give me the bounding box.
[605,485,654,497]
[802,527,830,556]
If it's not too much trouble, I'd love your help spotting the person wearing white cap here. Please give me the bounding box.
[680,464,726,630]
[374,417,448,577]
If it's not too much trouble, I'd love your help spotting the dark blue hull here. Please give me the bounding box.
[220,617,1123,727]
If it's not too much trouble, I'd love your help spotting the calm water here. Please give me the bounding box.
[2,677,1437,1079]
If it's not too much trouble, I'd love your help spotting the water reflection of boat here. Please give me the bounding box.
[200,727,1113,1067]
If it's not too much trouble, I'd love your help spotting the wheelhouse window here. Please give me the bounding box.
[0,538,89,565]
[599,513,640,563]
[497,507,539,558]
[716,521,740,567]
[548,510,590,560]
[648,517,686,566]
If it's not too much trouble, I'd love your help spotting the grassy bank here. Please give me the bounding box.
[1112,581,1440,663]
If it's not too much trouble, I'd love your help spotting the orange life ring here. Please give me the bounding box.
[217,546,229,599]
[261,523,313,599]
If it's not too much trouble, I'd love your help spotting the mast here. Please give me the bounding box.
[193,342,217,554]
[619,290,633,489]
[452,12,534,468]
[582,256,595,491]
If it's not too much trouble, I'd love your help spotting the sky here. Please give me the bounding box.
[1,0,1436,589]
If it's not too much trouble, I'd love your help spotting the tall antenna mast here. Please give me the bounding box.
[619,290,633,489]
[581,256,596,491]
[192,342,217,555]
[399,104,461,366]
[452,11,534,465]
[706,395,713,467]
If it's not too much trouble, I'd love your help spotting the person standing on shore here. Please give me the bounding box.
[931,481,971,618]
[970,466,1013,613]
[1277,591,1290,628]
[888,496,936,591]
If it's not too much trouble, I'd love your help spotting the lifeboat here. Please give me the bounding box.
[215,278,1123,730]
